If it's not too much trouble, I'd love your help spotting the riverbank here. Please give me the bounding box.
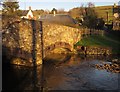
[75,34,120,54]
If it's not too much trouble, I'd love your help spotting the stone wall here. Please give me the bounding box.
[43,22,81,54]
[76,46,112,55]
[2,19,81,66]
[113,20,120,31]
[86,46,112,55]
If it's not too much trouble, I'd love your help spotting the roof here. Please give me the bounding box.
[39,14,77,27]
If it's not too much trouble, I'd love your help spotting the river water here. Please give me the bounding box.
[2,54,120,91]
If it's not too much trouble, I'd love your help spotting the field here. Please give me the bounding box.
[94,5,114,23]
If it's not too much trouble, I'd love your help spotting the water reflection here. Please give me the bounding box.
[2,54,120,91]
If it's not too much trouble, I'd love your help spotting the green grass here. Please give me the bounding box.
[75,35,120,54]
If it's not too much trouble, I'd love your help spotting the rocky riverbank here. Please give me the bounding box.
[76,46,112,55]
[93,58,120,73]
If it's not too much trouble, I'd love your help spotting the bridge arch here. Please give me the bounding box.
[44,42,72,55]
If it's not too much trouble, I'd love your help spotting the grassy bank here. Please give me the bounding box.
[75,34,120,54]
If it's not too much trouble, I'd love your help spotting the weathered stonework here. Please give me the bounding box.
[43,22,81,55]
[2,19,81,66]
[76,46,112,55]
[113,20,120,30]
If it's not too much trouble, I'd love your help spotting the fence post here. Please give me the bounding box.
[102,30,104,36]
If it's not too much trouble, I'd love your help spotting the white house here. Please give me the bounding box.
[21,6,34,19]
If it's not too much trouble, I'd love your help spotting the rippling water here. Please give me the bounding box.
[2,54,120,91]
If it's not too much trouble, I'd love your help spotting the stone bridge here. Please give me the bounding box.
[2,17,81,66]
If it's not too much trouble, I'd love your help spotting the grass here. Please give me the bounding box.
[75,34,120,54]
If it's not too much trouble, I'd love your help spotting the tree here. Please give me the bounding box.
[82,2,98,28]
[2,0,19,16]
[69,7,80,18]
[96,18,105,29]
[50,8,57,14]
[68,4,88,25]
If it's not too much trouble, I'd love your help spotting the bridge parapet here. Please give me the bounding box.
[2,19,81,66]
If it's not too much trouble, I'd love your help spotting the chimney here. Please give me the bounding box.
[29,6,31,10]
[53,11,56,16]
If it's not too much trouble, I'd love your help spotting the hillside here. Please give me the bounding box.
[69,5,114,24]
[94,5,114,23]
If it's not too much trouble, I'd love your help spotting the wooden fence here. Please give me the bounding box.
[80,28,104,38]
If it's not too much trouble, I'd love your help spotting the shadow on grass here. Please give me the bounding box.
[76,35,120,54]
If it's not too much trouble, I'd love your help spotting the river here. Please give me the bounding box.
[2,54,120,91]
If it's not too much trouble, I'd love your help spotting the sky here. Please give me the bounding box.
[18,2,118,11]
[1,0,120,11]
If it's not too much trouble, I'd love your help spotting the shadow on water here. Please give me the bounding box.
[2,54,120,91]
[2,53,71,91]
[2,58,42,91]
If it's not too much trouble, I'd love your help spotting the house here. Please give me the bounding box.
[112,2,120,30]
[21,6,34,19]
[113,20,120,30]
